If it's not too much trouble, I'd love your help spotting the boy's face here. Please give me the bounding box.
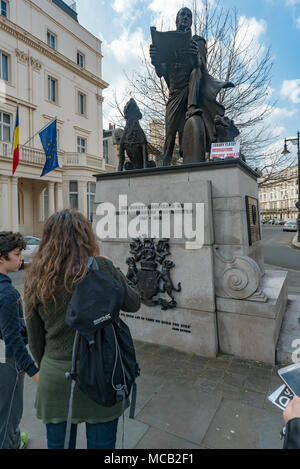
[0,248,24,275]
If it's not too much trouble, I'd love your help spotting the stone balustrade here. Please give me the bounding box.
[0,141,105,170]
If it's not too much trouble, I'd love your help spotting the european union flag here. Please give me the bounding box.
[39,119,59,177]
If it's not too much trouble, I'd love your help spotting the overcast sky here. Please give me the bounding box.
[74,0,300,150]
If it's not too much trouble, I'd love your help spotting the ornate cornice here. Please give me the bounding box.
[0,92,37,110]
[15,48,42,72]
[30,56,42,72]
[73,125,91,135]
[15,48,29,65]
[0,17,109,90]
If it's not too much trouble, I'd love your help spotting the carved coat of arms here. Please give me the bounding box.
[126,238,181,310]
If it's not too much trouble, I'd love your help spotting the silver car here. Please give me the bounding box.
[21,236,40,267]
[283,220,297,232]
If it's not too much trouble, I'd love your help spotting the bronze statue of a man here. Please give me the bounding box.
[150,7,234,165]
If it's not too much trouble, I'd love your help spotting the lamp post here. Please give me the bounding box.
[282,132,300,242]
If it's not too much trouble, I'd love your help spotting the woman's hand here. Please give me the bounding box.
[32,371,40,383]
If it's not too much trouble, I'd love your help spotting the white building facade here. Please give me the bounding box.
[0,0,112,236]
[259,165,299,221]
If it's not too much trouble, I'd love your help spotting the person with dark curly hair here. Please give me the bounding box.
[0,232,39,450]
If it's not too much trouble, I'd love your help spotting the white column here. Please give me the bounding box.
[56,182,63,211]
[11,176,19,232]
[0,176,9,231]
[48,182,55,216]
[78,180,87,217]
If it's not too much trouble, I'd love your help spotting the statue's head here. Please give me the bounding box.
[176,7,192,32]
[124,98,142,121]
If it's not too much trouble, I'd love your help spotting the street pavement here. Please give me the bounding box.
[21,340,288,449]
[262,225,300,271]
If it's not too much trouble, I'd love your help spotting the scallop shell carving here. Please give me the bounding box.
[214,246,265,300]
[221,257,261,299]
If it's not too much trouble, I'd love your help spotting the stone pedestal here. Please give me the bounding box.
[94,159,288,364]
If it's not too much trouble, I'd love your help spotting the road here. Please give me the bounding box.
[261,225,300,271]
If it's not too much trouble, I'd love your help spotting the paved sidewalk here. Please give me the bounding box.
[21,341,286,450]
[292,234,300,250]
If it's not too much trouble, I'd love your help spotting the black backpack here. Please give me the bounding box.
[64,257,140,449]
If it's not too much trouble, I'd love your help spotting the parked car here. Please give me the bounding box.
[275,219,284,225]
[283,219,297,232]
[260,219,267,224]
[268,219,275,224]
[21,236,40,268]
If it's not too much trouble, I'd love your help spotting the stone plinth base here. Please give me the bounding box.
[94,160,288,364]
[217,270,288,364]
[121,305,218,357]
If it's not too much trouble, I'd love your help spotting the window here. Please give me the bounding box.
[48,76,57,103]
[77,51,85,68]
[1,1,7,17]
[69,181,78,209]
[47,31,57,50]
[77,137,86,153]
[0,111,12,141]
[103,139,109,163]
[0,52,8,81]
[87,181,96,222]
[78,92,86,115]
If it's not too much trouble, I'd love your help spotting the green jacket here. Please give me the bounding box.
[26,256,141,366]
[25,257,141,425]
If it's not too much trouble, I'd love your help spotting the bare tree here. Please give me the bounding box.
[107,0,284,171]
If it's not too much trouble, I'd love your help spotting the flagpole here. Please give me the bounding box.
[22,116,57,148]
[11,103,19,156]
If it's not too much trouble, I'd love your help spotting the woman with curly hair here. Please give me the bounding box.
[24,209,140,449]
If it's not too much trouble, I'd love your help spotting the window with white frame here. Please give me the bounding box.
[77,51,85,68]
[69,181,78,209]
[1,0,8,17]
[77,136,86,153]
[0,111,12,142]
[78,92,86,115]
[48,76,57,103]
[103,139,109,163]
[87,181,96,222]
[56,128,60,149]
[0,51,9,81]
[47,30,57,50]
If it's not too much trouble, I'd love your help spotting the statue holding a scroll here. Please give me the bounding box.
[150,7,235,165]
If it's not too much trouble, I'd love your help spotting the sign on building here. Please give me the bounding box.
[210,141,240,160]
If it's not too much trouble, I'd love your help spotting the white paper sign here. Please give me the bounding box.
[268,385,294,410]
[210,141,240,160]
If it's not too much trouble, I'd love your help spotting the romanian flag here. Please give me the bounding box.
[12,105,19,175]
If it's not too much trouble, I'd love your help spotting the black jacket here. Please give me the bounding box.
[284,418,300,449]
[0,273,38,376]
